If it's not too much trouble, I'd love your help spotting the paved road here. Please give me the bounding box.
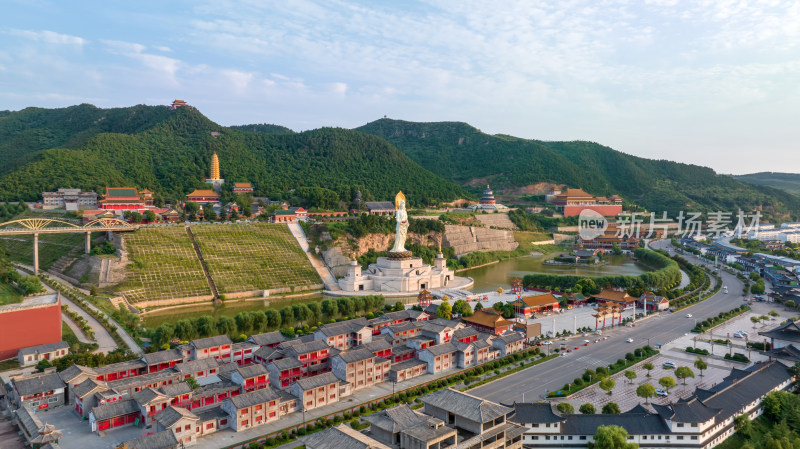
[470,240,746,405]
[61,312,93,343]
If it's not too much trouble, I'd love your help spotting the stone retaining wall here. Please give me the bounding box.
[443,224,518,256]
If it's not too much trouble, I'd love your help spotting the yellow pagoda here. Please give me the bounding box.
[205,151,224,193]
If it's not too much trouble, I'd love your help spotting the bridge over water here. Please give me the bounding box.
[0,218,139,274]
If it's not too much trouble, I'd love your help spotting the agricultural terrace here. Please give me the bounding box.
[191,223,320,294]
[120,226,211,303]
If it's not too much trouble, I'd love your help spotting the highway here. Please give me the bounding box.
[470,240,747,405]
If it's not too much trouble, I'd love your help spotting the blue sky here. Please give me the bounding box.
[2,0,799,174]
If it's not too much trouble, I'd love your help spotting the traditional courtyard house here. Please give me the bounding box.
[453,327,480,343]
[314,318,373,351]
[420,388,524,449]
[154,406,200,447]
[13,406,62,448]
[90,399,141,432]
[248,331,287,348]
[382,322,423,345]
[230,341,258,365]
[304,424,392,449]
[282,339,332,377]
[638,292,669,311]
[252,346,283,366]
[59,364,98,395]
[185,189,221,206]
[193,406,229,438]
[462,309,514,335]
[365,201,396,216]
[222,388,291,432]
[73,378,112,418]
[219,363,270,393]
[142,349,184,373]
[420,321,457,345]
[133,387,173,426]
[388,359,428,383]
[592,289,636,307]
[9,371,67,411]
[405,336,435,352]
[331,348,389,391]
[290,372,341,411]
[232,182,253,194]
[160,382,193,408]
[360,335,393,359]
[368,309,428,335]
[365,403,457,448]
[18,342,69,367]
[516,361,793,449]
[174,358,221,381]
[512,294,560,317]
[492,332,526,357]
[389,345,416,363]
[98,187,147,211]
[417,342,458,374]
[190,335,233,362]
[189,381,240,410]
[107,370,182,399]
[93,359,147,382]
[266,357,303,389]
[116,430,179,449]
[455,337,498,368]
[760,319,800,349]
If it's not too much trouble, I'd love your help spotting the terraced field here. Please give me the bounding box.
[119,226,211,303]
[191,223,320,294]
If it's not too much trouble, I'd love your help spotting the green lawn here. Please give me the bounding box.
[0,281,23,305]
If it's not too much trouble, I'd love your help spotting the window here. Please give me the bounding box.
[175,426,181,433]
[580,436,587,440]
[677,423,684,428]
[691,436,698,440]
[677,436,684,440]
[185,425,190,431]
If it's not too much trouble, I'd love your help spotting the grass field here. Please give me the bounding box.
[0,281,23,305]
[192,223,320,295]
[118,226,212,303]
[0,234,83,270]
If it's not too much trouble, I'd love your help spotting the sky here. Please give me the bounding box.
[1,0,799,174]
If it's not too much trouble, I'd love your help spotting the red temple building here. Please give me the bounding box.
[98,188,147,211]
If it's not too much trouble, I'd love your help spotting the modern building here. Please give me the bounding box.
[42,188,98,210]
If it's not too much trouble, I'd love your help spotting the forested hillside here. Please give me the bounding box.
[734,172,800,196]
[0,107,467,206]
[228,123,296,134]
[357,119,800,217]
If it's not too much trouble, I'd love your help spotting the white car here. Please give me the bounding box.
[655,389,668,397]
[686,314,692,318]
[626,338,634,343]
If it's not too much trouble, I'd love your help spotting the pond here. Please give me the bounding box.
[461,254,653,292]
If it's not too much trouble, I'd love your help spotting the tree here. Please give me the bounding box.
[436,301,452,320]
[36,359,52,372]
[393,301,404,312]
[636,383,656,404]
[579,403,595,414]
[786,300,796,309]
[694,357,708,377]
[593,425,638,449]
[599,377,616,396]
[144,210,157,222]
[474,302,483,312]
[624,370,637,384]
[185,376,199,390]
[184,201,199,215]
[557,402,574,414]
[658,376,676,393]
[496,287,504,294]
[643,362,654,377]
[675,366,695,385]
[452,299,473,317]
[601,402,621,414]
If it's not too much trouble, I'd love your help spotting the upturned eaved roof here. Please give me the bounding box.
[760,320,800,343]
[461,310,513,329]
[512,293,560,308]
[420,388,511,423]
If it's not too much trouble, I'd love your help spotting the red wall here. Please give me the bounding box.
[0,300,62,360]
[563,204,622,217]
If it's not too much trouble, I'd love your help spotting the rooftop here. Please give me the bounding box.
[18,341,69,358]
[118,430,179,449]
[12,372,66,396]
[420,388,511,423]
[191,335,233,349]
[293,372,339,391]
[303,424,391,449]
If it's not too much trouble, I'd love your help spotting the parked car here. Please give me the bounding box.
[686,313,693,318]
[663,362,676,369]
[655,389,668,397]
[626,338,634,343]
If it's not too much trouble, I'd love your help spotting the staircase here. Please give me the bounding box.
[185,226,220,300]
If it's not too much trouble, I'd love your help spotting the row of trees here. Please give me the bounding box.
[149,295,389,348]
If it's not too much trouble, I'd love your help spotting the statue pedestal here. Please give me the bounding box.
[338,256,455,293]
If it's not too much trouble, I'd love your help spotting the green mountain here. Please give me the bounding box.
[356,119,800,217]
[228,123,296,135]
[734,172,800,196]
[0,106,466,206]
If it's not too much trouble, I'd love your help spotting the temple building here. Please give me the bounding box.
[232,182,253,194]
[98,188,147,211]
[205,152,225,193]
[547,187,623,217]
[469,185,508,211]
[186,189,221,206]
[480,185,497,205]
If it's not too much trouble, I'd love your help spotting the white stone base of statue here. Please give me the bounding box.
[338,253,457,293]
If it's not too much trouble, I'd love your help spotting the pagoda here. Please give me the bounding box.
[205,151,225,193]
[418,289,433,308]
[510,278,523,296]
[480,185,496,205]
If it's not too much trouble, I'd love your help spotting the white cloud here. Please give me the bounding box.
[9,29,86,45]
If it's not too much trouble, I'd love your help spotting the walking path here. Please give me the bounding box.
[287,222,340,290]
[59,294,116,354]
[61,312,93,344]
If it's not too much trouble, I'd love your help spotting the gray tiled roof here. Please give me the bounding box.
[421,388,510,423]
[192,380,239,399]
[336,348,375,364]
[58,364,96,384]
[191,335,233,350]
[142,349,183,365]
[283,339,330,357]
[364,404,440,433]
[153,406,198,428]
[362,337,392,353]
[160,382,192,397]
[132,387,170,406]
[389,360,427,372]
[18,341,69,358]
[702,361,792,421]
[93,359,147,375]
[423,342,457,356]
[293,372,339,391]
[120,430,179,449]
[232,363,269,379]
[253,346,281,359]
[510,402,564,424]
[227,388,282,409]
[91,399,140,421]
[73,378,108,399]
[453,327,479,340]
[652,398,721,423]
[248,331,287,347]
[303,424,391,449]
[108,370,181,392]
[365,201,394,210]
[317,318,368,337]
[383,322,419,334]
[494,332,525,344]
[561,413,670,435]
[12,372,65,396]
[270,357,303,371]
[173,357,220,373]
